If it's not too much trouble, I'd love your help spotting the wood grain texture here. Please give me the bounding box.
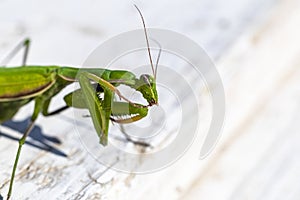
[0,0,287,199]
[181,0,300,199]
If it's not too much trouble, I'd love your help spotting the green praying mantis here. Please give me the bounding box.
[0,5,159,199]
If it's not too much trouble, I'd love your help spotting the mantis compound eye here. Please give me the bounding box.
[140,74,151,86]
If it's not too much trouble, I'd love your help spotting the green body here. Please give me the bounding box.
[0,66,157,143]
[0,66,65,122]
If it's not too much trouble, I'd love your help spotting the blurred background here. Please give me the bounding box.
[0,0,299,199]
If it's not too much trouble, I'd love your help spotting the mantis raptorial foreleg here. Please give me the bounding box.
[80,72,145,108]
[1,38,31,67]
[110,102,146,123]
[111,102,151,147]
[77,71,150,145]
[78,72,113,145]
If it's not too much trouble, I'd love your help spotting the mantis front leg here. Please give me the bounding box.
[78,72,114,145]
[81,72,147,108]
[77,72,149,145]
[110,102,148,124]
[110,102,150,147]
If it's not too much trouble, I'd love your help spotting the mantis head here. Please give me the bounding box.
[134,5,160,107]
[137,74,158,106]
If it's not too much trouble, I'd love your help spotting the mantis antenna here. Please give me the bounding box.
[151,38,162,79]
[134,4,156,79]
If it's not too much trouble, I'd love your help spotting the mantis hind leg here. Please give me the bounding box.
[1,38,31,67]
[41,98,69,116]
[7,97,42,200]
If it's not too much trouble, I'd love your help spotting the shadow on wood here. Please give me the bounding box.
[0,118,67,158]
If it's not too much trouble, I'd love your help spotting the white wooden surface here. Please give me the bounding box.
[181,0,300,199]
[1,0,297,199]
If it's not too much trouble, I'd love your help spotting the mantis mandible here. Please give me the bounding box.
[0,5,159,199]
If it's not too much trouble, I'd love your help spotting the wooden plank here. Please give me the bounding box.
[181,0,300,199]
[0,0,281,199]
